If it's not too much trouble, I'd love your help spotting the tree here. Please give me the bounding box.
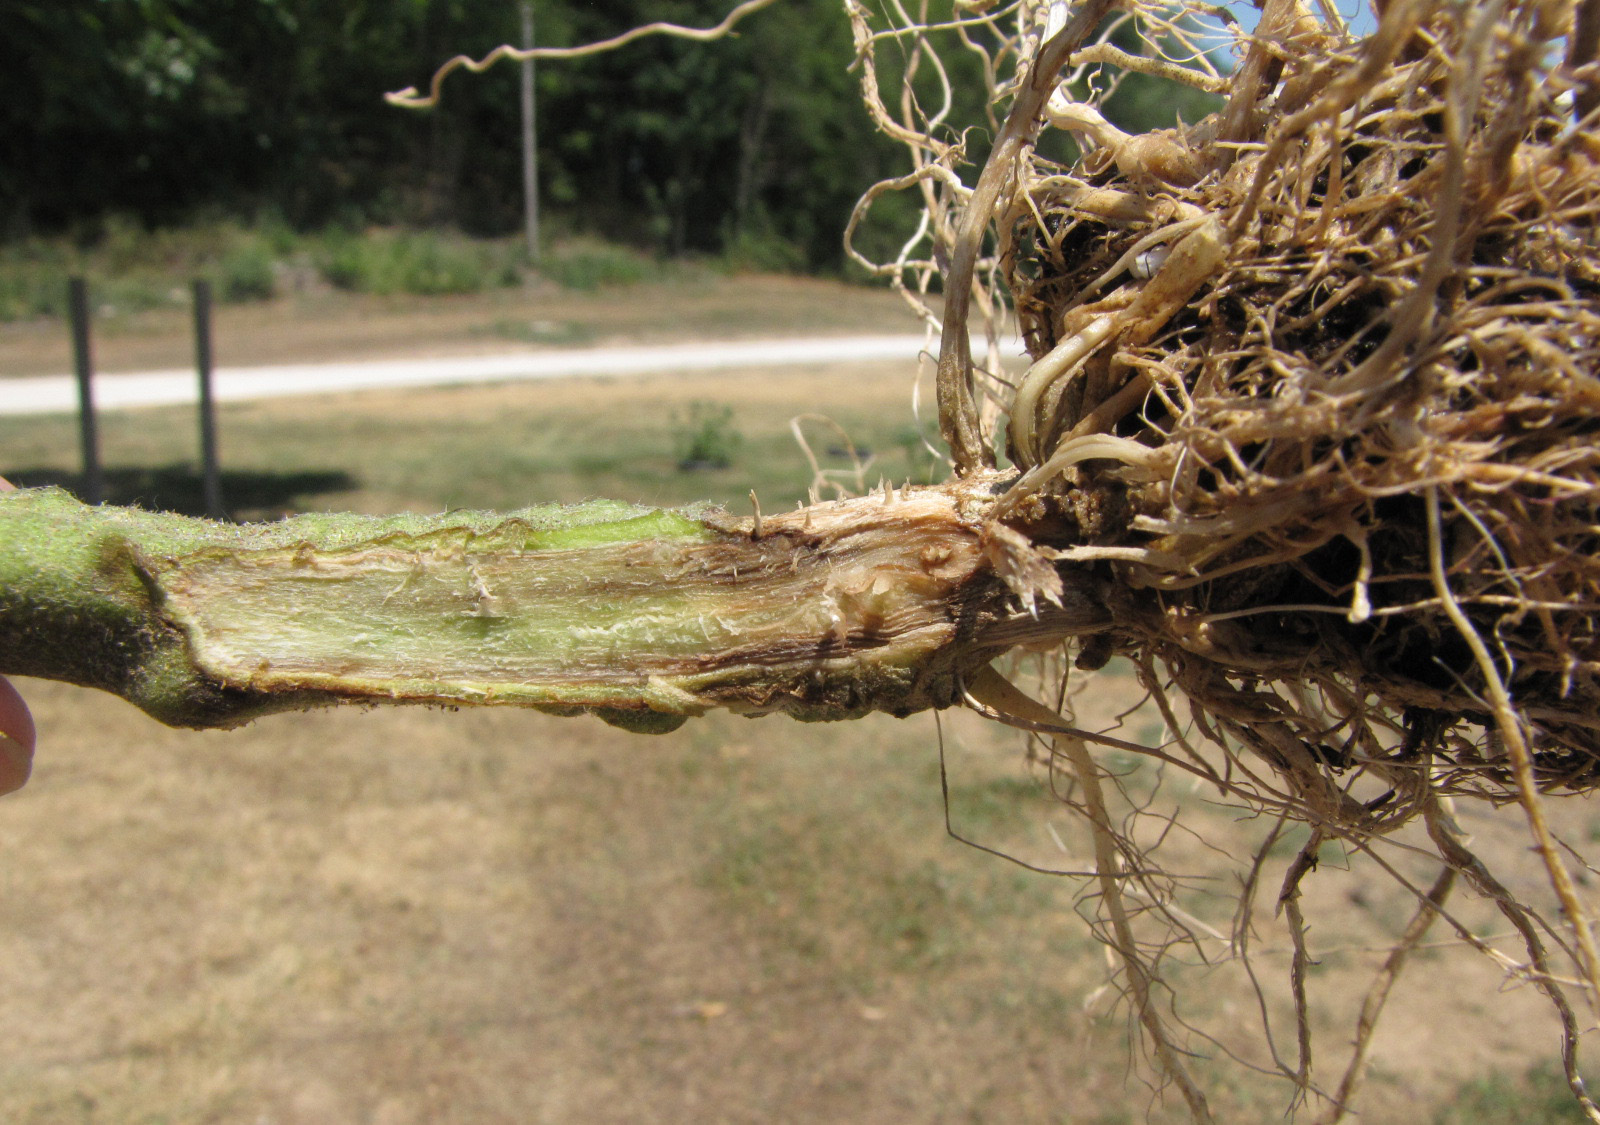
[1,0,905,264]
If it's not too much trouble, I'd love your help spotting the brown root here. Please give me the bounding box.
[853,0,1600,1116]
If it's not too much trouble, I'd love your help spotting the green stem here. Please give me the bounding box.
[0,484,1109,732]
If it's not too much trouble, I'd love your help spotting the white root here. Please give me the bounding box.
[1006,217,1229,475]
[1007,314,1119,466]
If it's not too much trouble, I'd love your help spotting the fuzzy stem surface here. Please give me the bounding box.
[0,484,1109,732]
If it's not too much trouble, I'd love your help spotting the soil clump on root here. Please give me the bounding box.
[1000,0,1600,817]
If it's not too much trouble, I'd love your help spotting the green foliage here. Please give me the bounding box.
[4,1,1231,277]
[2,0,904,270]
[216,242,277,302]
[0,241,70,320]
[718,226,806,275]
[0,219,295,319]
[674,403,743,471]
[539,241,653,291]
[316,230,521,297]
[0,222,539,319]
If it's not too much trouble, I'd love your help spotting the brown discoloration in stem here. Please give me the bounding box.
[1,483,1111,730]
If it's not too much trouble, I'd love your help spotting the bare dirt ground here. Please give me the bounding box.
[1,284,1596,1123]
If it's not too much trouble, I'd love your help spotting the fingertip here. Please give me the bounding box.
[0,676,35,749]
[0,677,35,796]
[0,734,30,796]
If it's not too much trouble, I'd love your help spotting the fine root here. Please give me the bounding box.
[850,0,1600,1117]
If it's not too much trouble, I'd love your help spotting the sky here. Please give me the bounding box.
[1217,0,1380,37]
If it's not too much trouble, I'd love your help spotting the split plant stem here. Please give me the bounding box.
[0,484,1109,732]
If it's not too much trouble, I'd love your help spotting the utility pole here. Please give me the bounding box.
[521,1,540,265]
[67,277,104,505]
[192,279,225,519]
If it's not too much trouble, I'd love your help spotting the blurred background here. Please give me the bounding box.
[0,3,1584,1122]
[0,0,1226,321]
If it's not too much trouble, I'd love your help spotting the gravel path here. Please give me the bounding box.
[0,335,929,416]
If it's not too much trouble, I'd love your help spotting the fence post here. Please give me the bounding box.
[193,279,224,519]
[68,277,104,505]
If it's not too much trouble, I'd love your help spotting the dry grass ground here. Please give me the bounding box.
[1,683,1148,1125]
[0,282,1595,1122]
[3,664,1589,1125]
